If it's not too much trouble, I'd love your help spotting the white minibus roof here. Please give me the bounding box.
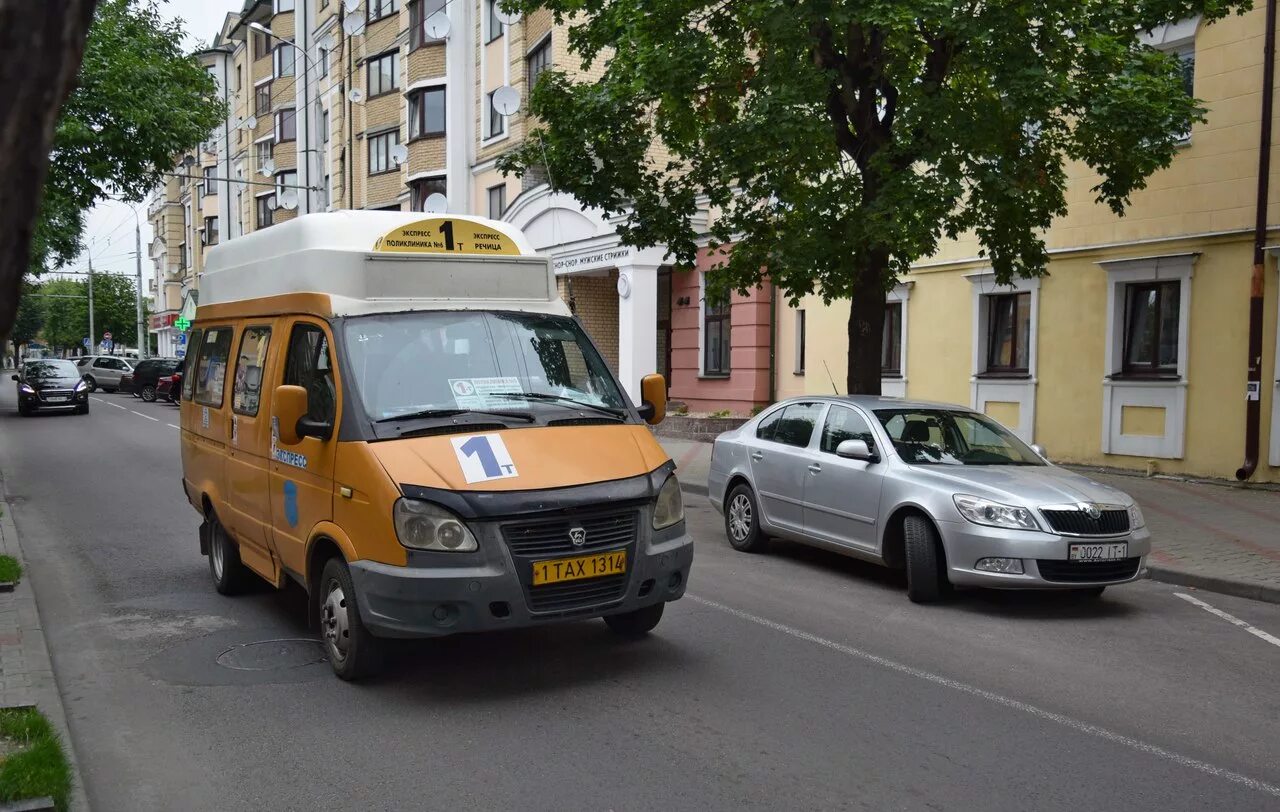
[199,211,564,316]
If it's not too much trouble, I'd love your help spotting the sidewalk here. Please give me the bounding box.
[0,488,89,810]
[658,436,1280,605]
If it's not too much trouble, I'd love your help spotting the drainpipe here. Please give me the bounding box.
[767,280,777,406]
[1237,0,1277,481]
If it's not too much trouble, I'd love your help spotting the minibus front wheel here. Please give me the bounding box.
[318,557,384,681]
[603,602,665,639]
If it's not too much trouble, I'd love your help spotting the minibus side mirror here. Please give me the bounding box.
[273,385,308,446]
[637,373,667,425]
[297,415,334,441]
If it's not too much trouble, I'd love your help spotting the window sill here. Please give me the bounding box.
[1106,374,1183,383]
[698,374,731,380]
[881,372,903,379]
[485,33,505,46]
[411,40,446,53]
[367,13,396,25]
[793,371,805,377]
[408,133,446,144]
[975,371,1032,380]
[368,169,400,178]
[366,89,401,102]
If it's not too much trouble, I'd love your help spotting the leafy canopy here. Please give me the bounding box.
[41,274,148,351]
[499,0,1244,303]
[32,0,225,274]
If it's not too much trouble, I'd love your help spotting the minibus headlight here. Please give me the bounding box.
[652,475,684,530]
[393,499,478,552]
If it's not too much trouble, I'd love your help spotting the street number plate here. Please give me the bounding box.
[1068,543,1128,562]
[532,551,627,586]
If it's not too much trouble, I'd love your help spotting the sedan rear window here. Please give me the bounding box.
[875,408,1044,466]
[760,402,823,449]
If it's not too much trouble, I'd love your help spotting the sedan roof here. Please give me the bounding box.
[775,394,977,413]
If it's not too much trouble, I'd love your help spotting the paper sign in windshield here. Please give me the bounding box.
[449,377,521,409]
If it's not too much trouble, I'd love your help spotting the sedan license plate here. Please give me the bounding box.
[45,396,69,403]
[1068,543,1127,562]
[532,551,627,586]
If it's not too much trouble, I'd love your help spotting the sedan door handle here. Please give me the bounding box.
[750,451,764,461]
[808,463,822,474]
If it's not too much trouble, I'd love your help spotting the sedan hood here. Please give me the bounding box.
[905,463,1134,508]
[29,376,82,390]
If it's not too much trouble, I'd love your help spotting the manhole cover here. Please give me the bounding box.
[216,638,326,671]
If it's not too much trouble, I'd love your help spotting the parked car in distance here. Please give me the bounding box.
[157,370,182,403]
[709,396,1150,603]
[76,355,133,393]
[124,358,182,402]
[14,359,89,416]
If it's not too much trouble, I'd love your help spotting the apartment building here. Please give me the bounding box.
[778,10,1280,483]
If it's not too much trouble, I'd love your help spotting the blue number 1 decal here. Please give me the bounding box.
[459,435,502,478]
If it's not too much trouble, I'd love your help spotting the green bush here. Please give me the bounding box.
[0,556,21,584]
[0,706,72,812]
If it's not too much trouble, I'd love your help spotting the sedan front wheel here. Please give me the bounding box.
[904,514,950,604]
[725,484,770,553]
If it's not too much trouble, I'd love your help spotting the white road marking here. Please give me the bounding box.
[686,593,1280,799]
[131,410,160,422]
[167,423,179,430]
[1174,592,1280,649]
[108,402,126,410]
[90,396,104,403]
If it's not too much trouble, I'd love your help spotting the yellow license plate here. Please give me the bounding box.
[532,551,627,586]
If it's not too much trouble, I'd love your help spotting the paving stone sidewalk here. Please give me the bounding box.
[659,436,1280,605]
[0,488,89,811]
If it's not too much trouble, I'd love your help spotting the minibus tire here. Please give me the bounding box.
[319,557,383,681]
[208,517,252,595]
[603,602,664,638]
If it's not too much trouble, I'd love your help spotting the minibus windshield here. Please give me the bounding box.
[343,310,628,423]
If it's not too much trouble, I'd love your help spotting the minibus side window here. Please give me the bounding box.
[284,324,335,425]
[232,327,272,416]
[181,329,203,401]
[193,327,234,407]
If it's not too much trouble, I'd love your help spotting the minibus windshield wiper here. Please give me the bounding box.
[491,392,626,420]
[374,408,535,424]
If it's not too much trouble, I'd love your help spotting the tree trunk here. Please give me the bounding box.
[0,2,99,340]
[845,250,890,395]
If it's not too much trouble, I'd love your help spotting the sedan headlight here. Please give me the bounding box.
[1127,502,1146,530]
[652,474,684,529]
[74,379,89,392]
[393,499,478,552]
[18,384,34,394]
[953,494,1040,531]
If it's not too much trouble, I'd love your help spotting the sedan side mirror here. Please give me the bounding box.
[1031,443,1048,460]
[10,375,17,382]
[836,438,878,462]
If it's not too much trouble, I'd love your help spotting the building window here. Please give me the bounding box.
[368,130,399,175]
[275,108,296,143]
[203,216,219,245]
[703,288,731,376]
[321,174,331,209]
[276,170,297,197]
[487,90,506,138]
[256,194,275,228]
[321,107,329,144]
[367,0,399,23]
[274,44,295,78]
[318,46,329,79]
[236,65,243,91]
[486,0,504,43]
[409,177,447,211]
[793,309,806,374]
[253,30,271,60]
[255,140,274,174]
[409,86,446,138]
[178,242,187,270]
[527,36,551,91]
[255,82,272,115]
[367,51,399,97]
[202,166,217,198]
[487,184,506,219]
[983,292,1030,373]
[1174,46,1195,141]
[881,302,902,376]
[1122,281,1180,375]
[409,0,446,49]
[274,0,294,11]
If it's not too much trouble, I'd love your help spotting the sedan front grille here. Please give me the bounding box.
[1036,558,1142,583]
[1040,508,1130,536]
[38,389,74,402]
[502,511,638,557]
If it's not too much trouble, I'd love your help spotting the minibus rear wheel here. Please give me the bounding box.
[603,602,665,638]
[208,516,253,596]
[319,557,384,681]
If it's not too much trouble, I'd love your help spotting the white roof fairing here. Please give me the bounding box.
[198,212,564,317]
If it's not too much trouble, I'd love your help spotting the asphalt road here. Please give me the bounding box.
[2,385,1280,811]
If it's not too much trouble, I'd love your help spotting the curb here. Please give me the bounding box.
[0,494,90,812]
[677,482,1280,607]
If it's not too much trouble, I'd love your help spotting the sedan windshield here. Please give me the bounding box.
[342,311,627,422]
[874,408,1045,466]
[23,360,79,380]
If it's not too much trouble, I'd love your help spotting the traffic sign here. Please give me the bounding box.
[82,337,91,349]
[177,333,187,346]
[103,331,112,341]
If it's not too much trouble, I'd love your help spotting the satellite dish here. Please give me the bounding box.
[348,87,365,104]
[492,85,521,116]
[342,14,365,36]
[260,158,276,177]
[424,11,450,39]
[343,0,360,11]
[244,116,258,130]
[279,189,299,211]
[423,193,449,213]
[390,143,409,167]
[320,34,335,51]
[495,4,520,25]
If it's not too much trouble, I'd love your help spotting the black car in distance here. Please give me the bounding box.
[14,359,90,416]
[126,358,182,402]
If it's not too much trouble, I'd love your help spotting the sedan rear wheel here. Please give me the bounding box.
[83,376,97,393]
[725,484,770,553]
[904,514,950,604]
[140,384,158,402]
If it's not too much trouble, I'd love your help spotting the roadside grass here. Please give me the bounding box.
[0,706,71,811]
[0,556,20,584]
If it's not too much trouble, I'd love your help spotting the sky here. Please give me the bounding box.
[64,1,241,289]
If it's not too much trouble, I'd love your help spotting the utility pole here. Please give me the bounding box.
[87,253,95,357]
[134,211,148,359]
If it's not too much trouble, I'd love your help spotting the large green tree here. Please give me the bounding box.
[8,283,46,365]
[42,274,147,352]
[499,0,1246,393]
[1,0,223,341]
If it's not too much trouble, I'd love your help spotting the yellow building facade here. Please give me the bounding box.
[778,10,1280,483]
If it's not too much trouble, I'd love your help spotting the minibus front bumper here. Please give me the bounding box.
[348,512,693,639]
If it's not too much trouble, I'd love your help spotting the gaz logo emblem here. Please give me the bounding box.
[569,527,587,547]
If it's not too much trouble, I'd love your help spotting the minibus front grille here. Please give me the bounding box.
[502,511,638,556]
[526,574,628,614]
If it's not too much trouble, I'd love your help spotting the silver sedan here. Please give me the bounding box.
[708,396,1151,602]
